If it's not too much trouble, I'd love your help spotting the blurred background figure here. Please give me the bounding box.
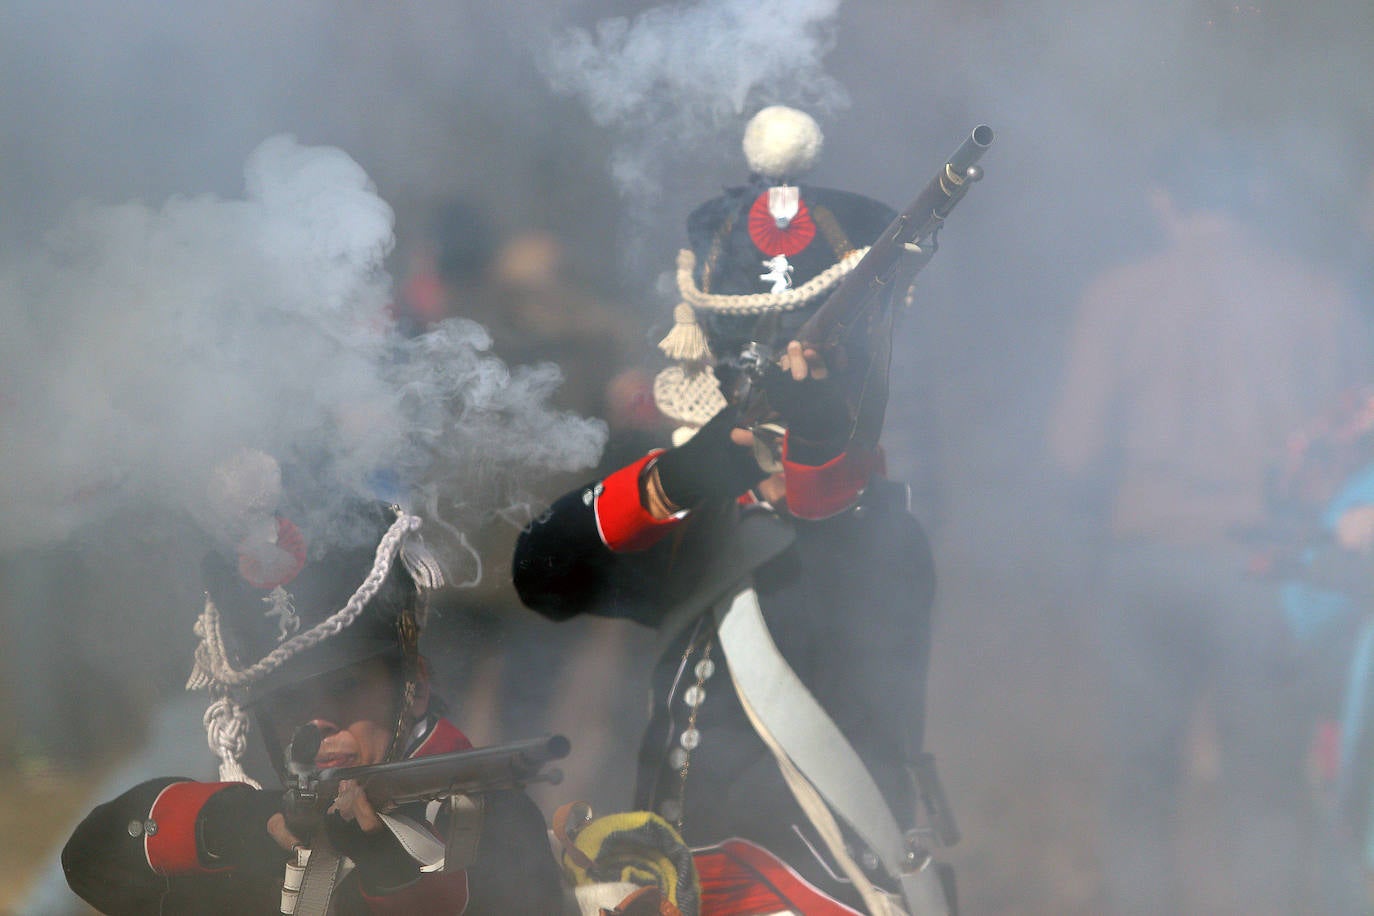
[394,197,504,338]
[394,195,665,810]
[1244,165,1374,914]
[1047,136,1373,914]
[10,2,1374,914]
[1250,386,1374,914]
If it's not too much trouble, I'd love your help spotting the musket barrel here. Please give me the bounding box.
[796,125,993,352]
[936,126,995,210]
[522,734,572,769]
[950,125,994,175]
[301,734,572,809]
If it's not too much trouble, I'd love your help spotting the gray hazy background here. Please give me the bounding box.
[4,1,1374,913]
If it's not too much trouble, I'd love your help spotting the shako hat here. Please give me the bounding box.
[654,105,896,435]
[185,448,444,784]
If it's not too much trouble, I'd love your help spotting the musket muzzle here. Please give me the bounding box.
[952,125,994,173]
[938,126,994,201]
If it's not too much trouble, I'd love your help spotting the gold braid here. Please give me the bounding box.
[810,204,855,259]
[385,608,423,762]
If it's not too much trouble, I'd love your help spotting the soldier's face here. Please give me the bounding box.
[261,656,428,769]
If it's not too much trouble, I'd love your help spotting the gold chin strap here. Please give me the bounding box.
[386,678,419,763]
[385,609,423,762]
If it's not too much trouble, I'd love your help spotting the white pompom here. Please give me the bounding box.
[742,106,823,181]
[205,448,282,541]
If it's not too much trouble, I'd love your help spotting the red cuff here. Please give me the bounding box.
[782,439,884,520]
[593,450,686,552]
[361,869,470,915]
[145,781,239,876]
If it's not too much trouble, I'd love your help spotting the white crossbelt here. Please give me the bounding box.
[714,585,949,916]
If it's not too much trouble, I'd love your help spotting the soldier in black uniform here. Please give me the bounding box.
[61,450,565,915]
[514,107,948,915]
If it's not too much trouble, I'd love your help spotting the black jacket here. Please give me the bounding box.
[514,477,936,906]
[61,717,565,915]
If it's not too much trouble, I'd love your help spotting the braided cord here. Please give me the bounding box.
[675,246,868,315]
[193,512,421,689]
[203,696,262,787]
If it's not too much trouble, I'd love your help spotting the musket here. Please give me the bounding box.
[796,125,994,353]
[749,125,994,455]
[284,730,570,820]
[276,731,569,909]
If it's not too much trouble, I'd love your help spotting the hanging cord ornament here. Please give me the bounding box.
[658,302,713,364]
[203,694,262,788]
[186,510,438,784]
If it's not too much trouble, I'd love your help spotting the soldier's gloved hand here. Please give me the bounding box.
[198,785,290,875]
[324,781,419,893]
[762,341,853,464]
[653,406,768,509]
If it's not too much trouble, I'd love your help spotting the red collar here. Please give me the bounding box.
[410,716,474,758]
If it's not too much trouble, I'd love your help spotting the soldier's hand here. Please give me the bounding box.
[652,406,768,511]
[328,778,384,833]
[763,340,852,463]
[198,785,290,874]
[324,783,418,893]
[267,812,303,853]
[779,340,830,381]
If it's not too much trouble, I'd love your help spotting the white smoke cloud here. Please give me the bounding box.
[541,0,848,207]
[0,135,606,556]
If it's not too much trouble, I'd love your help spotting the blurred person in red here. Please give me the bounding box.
[1048,137,1372,914]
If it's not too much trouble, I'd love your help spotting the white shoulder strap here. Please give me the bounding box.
[292,839,344,916]
[378,811,447,872]
[715,585,949,916]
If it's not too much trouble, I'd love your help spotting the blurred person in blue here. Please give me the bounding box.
[1250,387,1374,913]
[1048,136,1372,914]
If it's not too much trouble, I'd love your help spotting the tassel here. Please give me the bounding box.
[185,645,213,691]
[185,610,214,690]
[400,534,445,591]
[657,303,712,363]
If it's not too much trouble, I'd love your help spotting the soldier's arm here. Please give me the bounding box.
[63,778,286,914]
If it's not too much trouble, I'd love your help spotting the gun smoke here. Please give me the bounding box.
[5,1,1374,913]
[0,135,606,559]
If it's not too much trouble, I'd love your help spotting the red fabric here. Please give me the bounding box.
[144,781,239,876]
[593,451,685,552]
[360,869,470,915]
[237,516,307,589]
[361,717,475,913]
[411,717,474,757]
[783,441,884,520]
[400,270,448,328]
[1314,719,1342,784]
[694,838,863,915]
[748,191,816,256]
